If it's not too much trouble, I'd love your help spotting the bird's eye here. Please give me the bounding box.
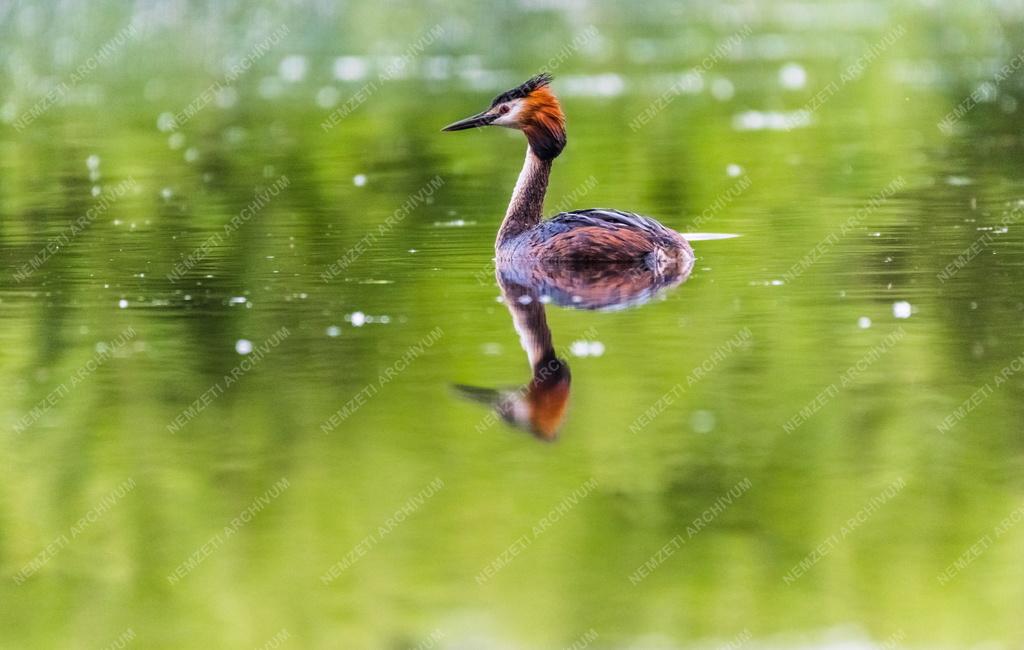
[499,105,510,115]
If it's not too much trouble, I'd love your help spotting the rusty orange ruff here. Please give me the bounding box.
[520,86,566,144]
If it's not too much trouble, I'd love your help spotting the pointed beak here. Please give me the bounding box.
[451,384,501,405]
[441,109,496,132]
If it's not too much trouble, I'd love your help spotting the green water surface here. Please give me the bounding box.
[2,1,1024,648]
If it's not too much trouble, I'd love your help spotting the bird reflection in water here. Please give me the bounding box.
[455,254,693,440]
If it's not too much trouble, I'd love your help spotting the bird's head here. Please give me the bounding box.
[452,357,571,442]
[442,72,566,160]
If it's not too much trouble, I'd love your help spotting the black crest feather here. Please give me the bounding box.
[490,72,554,106]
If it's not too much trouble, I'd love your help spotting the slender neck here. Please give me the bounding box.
[497,146,552,248]
[506,287,554,369]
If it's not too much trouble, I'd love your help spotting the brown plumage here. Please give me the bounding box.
[536,226,651,259]
[503,208,693,266]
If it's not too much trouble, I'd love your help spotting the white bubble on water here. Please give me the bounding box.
[727,164,743,177]
[733,110,811,131]
[710,78,734,101]
[316,86,340,108]
[279,55,308,82]
[118,299,128,309]
[482,343,502,356]
[86,154,100,171]
[858,316,872,329]
[215,87,237,109]
[691,410,716,433]
[349,311,366,327]
[353,174,367,187]
[780,62,807,90]
[333,56,368,81]
[326,325,341,337]
[893,301,913,319]
[562,73,625,97]
[235,339,253,355]
[571,340,605,357]
[157,112,177,132]
[676,70,704,94]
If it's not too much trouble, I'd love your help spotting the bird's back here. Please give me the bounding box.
[499,208,693,265]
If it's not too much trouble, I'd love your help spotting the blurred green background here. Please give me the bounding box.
[3,0,1024,647]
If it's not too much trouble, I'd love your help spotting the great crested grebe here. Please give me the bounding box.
[443,72,694,265]
[454,274,571,441]
[454,250,692,440]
